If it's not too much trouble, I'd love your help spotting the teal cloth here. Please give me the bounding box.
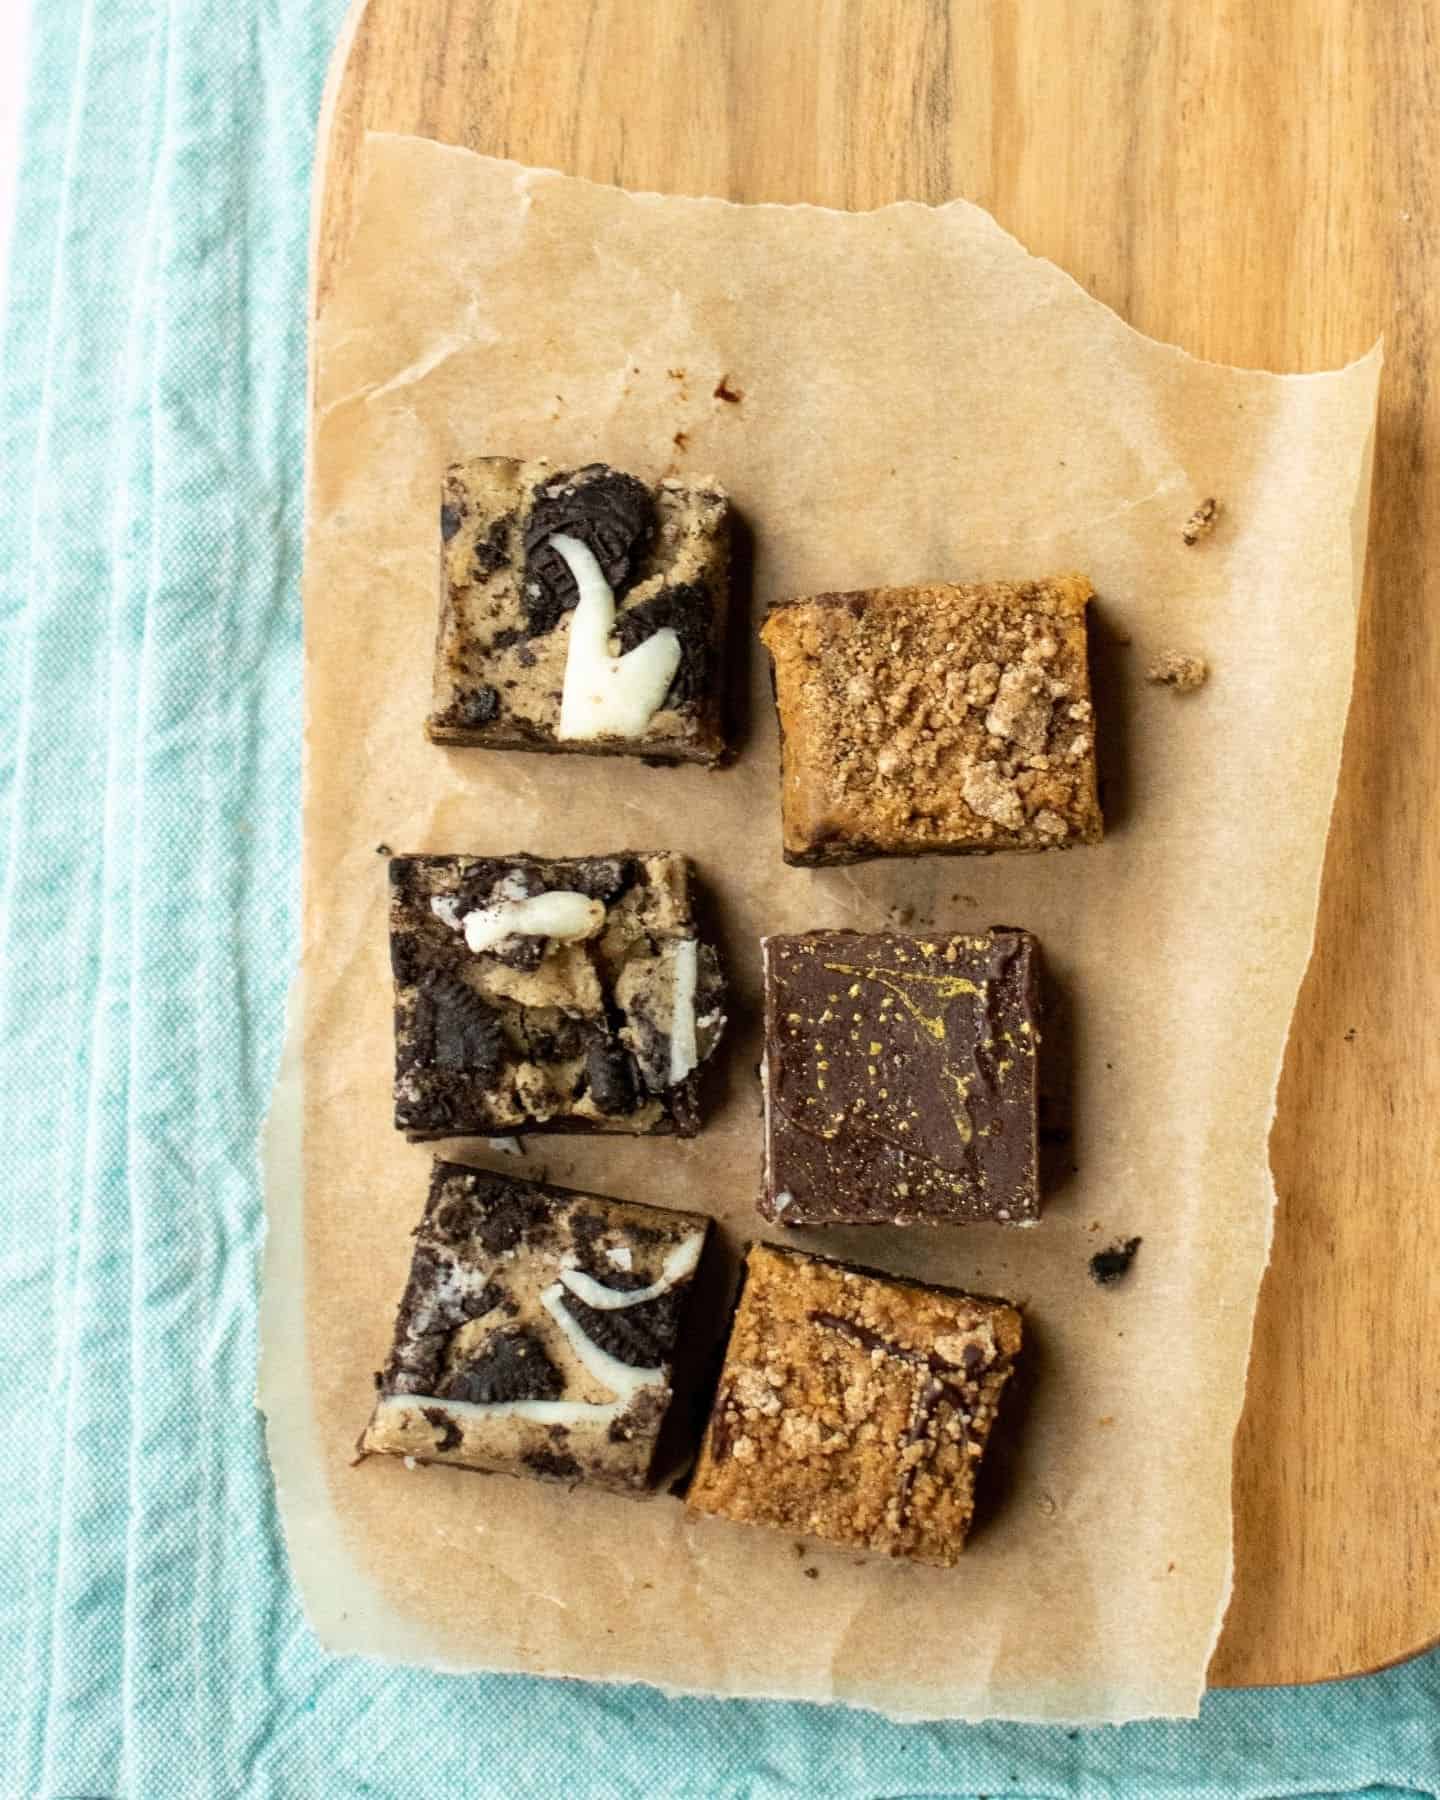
[1,3,1437,1795]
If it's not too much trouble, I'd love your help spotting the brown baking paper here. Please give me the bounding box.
[260,132,1380,1722]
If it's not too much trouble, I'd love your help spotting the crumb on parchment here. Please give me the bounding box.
[1146,652,1210,692]
[1181,497,1220,544]
[1090,1236,1142,1284]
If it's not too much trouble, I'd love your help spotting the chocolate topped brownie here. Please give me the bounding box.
[686,1244,1022,1565]
[360,1161,712,1493]
[390,852,726,1138]
[759,928,1041,1226]
[760,578,1102,863]
[430,459,731,764]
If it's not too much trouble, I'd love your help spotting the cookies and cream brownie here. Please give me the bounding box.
[360,1161,712,1493]
[429,459,731,764]
[389,852,726,1138]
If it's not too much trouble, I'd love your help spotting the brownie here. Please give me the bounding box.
[390,852,726,1139]
[760,578,1103,864]
[758,928,1041,1227]
[360,1161,712,1493]
[686,1244,1022,1565]
[429,459,731,764]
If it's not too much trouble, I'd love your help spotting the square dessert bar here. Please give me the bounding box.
[759,928,1041,1227]
[429,458,731,764]
[390,851,726,1138]
[360,1161,712,1493]
[687,1244,1022,1565]
[760,578,1102,863]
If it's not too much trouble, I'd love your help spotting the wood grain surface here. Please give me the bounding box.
[310,0,1440,1688]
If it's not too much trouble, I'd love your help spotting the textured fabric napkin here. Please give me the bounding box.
[1,1,1437,1794]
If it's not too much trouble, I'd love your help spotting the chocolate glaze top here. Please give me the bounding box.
[763,928,1041,1225]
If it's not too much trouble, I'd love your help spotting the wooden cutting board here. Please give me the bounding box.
[311,0,1440,1689]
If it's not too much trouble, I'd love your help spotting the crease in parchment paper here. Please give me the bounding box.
[260,131,1381,1723]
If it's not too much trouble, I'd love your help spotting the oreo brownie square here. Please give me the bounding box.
[686,1244,1022,1564]
[430,459,731,764]
[360,1161,712,1493]
[390,851,726,1139]
[760,578,1102,863]
[758,928,1042,1227]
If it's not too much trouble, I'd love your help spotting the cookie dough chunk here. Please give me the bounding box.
[759,928,1041,1227]
[760,579,1102,864]
[360,1161,712,1493]
[390,852,726,1139]
[430,459,731,764]
[687,1244,1022,1564]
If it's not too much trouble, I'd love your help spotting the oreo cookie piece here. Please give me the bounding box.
[439,1328,564,1404]
[584,1039,640,1115]
[423,975,506,1078]
[559,1286,683,1370]
[452,684,501,726]
[611,581,713,708]
[522,464,655,631]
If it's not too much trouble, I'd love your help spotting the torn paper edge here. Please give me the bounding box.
[1197,375,1382,1685]
[351,131,1384,396]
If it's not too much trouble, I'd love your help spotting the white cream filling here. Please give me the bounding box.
[552,533,681,740]
[461,890,604,954]
[668,938,700,1083]
[429,894,465,931]
[558,1230,704,1311]
[376,1391,630,1432]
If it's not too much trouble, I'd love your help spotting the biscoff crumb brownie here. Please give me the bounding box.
[686,1244,1022,1566]
[760,578,1103,864]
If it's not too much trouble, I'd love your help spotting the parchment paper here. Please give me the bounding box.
[260,132,1381,1722]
